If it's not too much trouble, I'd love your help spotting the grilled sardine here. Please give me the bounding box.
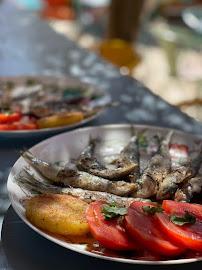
[22,151,137,196]
[131,131,173,198]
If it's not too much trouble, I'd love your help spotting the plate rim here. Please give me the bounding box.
[7,123,202,265]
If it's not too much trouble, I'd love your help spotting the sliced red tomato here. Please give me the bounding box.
[0,111,22,124]
[162,200,202,221]
[169,144,189,159]
[0,123,18,130]
[85,201,141,251]
[155,212,202,251]
[124,201,185,257]
[0,120,38,130]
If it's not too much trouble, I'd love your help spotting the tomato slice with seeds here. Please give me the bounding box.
[162,200,202,221]
[85,201,141,251]
[155,212,202,252]
[124,201,185,257]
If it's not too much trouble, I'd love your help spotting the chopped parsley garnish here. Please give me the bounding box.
[142,205,164,216]
[138,136,148,148]
[62,88,83,99]
[169,211,196,226]
[101,203,128,221]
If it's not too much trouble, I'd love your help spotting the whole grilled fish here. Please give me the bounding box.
[131,131,173,199]
[76,137,137,180]
[157,146,202,200]
[16,170,152,207]
[22,151,136,196]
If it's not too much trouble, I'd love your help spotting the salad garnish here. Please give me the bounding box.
[169,211,196,226]
[101,203,128,221]
[142,205,164,216]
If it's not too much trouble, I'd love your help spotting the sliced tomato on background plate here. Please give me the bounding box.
[85,201,141,251]
[0,110,22,124]
[124,201,185,257]
[162,200,202,220]
[0,117,38,130]
[0,123,38,130]
[155,212,202,251]
[0,123,17,130]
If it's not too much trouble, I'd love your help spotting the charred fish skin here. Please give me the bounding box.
[59,171,137,196]
[146,130,173,183]
[174,177,202,203]
[174,189,188,203]
[86,164,138,181]
[22,151,137,196]
[187,147,202,177]
[157,146,202,200]
[130,175,157,199]
[76,137,138,180]
[16,170,149,207]
[131,131,173,199]
[77,137,105,172]
[156,165,189,200]
[115,134,140,183]
[115,134,139,168]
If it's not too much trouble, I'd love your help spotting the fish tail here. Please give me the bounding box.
[16,169,63,194]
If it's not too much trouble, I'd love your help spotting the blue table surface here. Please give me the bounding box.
[0,0,202,269]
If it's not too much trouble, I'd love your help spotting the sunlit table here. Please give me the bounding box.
[0,1,202,269]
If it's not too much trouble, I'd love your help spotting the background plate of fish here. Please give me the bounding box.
[0,75,111,137]
[7,124,202,265]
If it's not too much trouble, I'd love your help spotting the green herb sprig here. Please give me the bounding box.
[101,203,128,221]
[169,211,196,226]
[142,205,164,216]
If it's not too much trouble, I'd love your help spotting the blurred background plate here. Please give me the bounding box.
[0,75,111,138]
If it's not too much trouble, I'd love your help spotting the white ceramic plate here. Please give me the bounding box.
[7,124,202,265]
[0,75,111,137]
